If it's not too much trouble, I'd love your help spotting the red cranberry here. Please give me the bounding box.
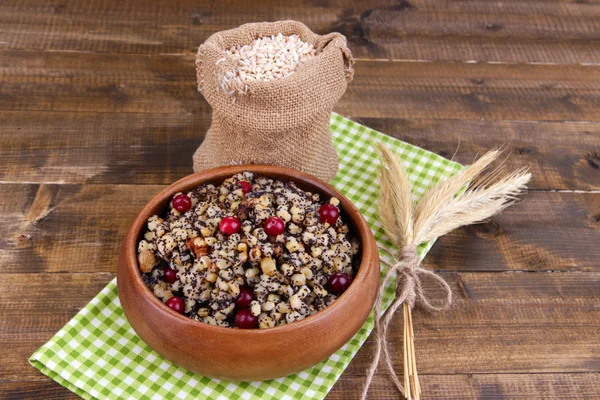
[219,216,241,235]
[264,216,285,236]
[235,309,258,329]
[319,203,339,224]
[239,181,252,193]
[165,297,185,314]
[163,268,177,284]
[327,273,352,295]
[172,194,192,213]
[236,287,255,309]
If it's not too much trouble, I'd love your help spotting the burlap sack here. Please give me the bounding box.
[193,20,354,182]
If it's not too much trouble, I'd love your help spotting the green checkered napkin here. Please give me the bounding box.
[30,113,462,400]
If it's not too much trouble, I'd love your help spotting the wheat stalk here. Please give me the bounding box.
[363,143,531,400]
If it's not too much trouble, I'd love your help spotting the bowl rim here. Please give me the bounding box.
[121,164,379,336]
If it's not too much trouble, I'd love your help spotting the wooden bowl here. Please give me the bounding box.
[117,165,379,381]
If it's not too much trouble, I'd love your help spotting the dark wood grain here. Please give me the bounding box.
[407,0,600,18]
[1,50,600,191]
[1,273,115,381]
[358,118,600,191]
[0,111,205,185]
[428,191,600,273]
[6,372,599,400]
[2,0,600,398]
[3,0,600,64]
[335,372,600,399]
[2,50,600,121]
[6,372,600,400]
[342,8,600,63]
[1,111,599,190]
[0,381,81,400]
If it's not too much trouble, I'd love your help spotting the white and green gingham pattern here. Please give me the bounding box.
[30,113,462,400]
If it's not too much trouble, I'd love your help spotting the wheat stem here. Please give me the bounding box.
[403,304,411,400]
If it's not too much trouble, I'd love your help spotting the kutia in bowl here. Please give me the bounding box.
[137,170,360,329]
[117,165,379,381]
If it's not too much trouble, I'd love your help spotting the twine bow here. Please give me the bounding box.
[392,246,453,312]
[361,245,452,400]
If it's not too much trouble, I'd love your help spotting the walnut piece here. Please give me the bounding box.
[186,237,208,258]
[138,249,156,273]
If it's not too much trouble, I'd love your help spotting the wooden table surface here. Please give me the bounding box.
[1,1,599,399]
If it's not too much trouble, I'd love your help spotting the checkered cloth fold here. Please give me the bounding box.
[30,113,462,400]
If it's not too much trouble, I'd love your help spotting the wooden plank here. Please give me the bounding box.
[428,192,600,273]
[2,50,600,120]
[0,111,205,185]
[0,273,115,336]
[340,1,600,63]
[0,0,378,56]
[467,373,600,400]
[346,35,600,66]
[5,46,600,91]
[356,8,600,45]
[2,272,599,381]
[1,110,599,190]
[2,0,600,63]
[1,185,598,274]
[0,184,150,274]
[4,372,600,399]
[357,117,600,192]
[331,372,600,399]
[339,62,600,121]
[341,271,600,376]
[0,51,207,115]
[0,381,80,400]
[0,273,114,381]
[406,0,600,18]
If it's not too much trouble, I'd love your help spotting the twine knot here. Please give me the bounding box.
[393,245,452,312]
[395,246,419,308]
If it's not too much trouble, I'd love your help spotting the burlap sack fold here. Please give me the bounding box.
[193,20,354,182]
